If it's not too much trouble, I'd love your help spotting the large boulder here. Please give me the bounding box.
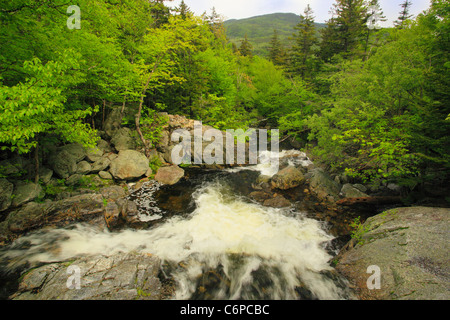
[270,165,304,190]
[0,159,20,176]
[76,161,92,175]
[340,183,369,198]
[0,179,13,212]
[103,107,123,138]
[336,207,450,300]
[109,150,149,181]
[263,195,291,208]
[96,139,113,154]
[156,130,170,153]
[111,127,136,152]
[11,252,162,300]
[85,146,104,163]
[11,182,44,208]
[51,150,78,179]
[3,193,105,238]
[308,168,341,202]
[40,167,53,185]
[90,156,111,173]
[59,143,86,163]
[154,166,185,185]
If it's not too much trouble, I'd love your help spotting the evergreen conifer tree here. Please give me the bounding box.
[268,29,287,66]
[290,4,318,77]
[239,34,253,57]
[395,0,414,28]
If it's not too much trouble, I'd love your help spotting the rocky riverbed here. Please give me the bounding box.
[0,110,448,300]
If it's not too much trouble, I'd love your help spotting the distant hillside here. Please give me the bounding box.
[224,13,326,57]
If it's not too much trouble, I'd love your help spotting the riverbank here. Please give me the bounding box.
[0,112,448,300]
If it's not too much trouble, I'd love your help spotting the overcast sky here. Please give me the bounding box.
[169,0,431,27]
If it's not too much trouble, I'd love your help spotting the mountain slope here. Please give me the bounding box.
[224,13,326,57]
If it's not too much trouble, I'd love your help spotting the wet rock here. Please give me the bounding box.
[340,184,369,198]
[12,252,161,300]
[4,194,105,237]
[249,191,272,203]
[100,185,126,200]
[111,127,136,152]
[109,150,150,181]
[336,207,450,300]
[263,195,291,208]
[308,168,341,202]
[271,165,304,190]
[154,166,185,186]
[0,178,13,212]
[387,183,402,194]
[104,201,123,230]
[11,182,44,208]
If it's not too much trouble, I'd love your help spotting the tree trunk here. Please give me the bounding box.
[336,196,403,207]
[135,53,166,157]
[34,139,40,184]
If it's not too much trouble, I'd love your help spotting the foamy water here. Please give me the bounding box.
[226,150,313,177]
[0,178,350,300]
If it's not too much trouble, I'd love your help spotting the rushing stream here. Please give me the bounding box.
[0,151,354,300]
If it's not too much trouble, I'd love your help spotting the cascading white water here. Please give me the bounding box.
[0,150,353,300]
[226,150,313,177]
[0,180,350,300]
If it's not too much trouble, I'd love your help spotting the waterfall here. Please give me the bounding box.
[0,151,352,300]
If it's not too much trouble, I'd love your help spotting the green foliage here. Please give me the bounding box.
[148,155,162,173]
[141,110,169,148]
[0,52,98,154]
[350,216,371,245]
[0,0,447,195]
[295,3,450,186]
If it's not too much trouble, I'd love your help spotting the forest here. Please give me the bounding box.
[0,0,449,194]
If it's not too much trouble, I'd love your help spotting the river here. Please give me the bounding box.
[0,150,354,300]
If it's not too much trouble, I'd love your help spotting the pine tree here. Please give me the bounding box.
[268,29,287,66]
[178,0,192,20]
[363,0,387,59]
[204,7,226,40]
[319,18,341,62]
[395,0,413,29]
[239,34,253,57]
[150,0,172,27]
[319,0,368,60]
[290,4,318,77]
